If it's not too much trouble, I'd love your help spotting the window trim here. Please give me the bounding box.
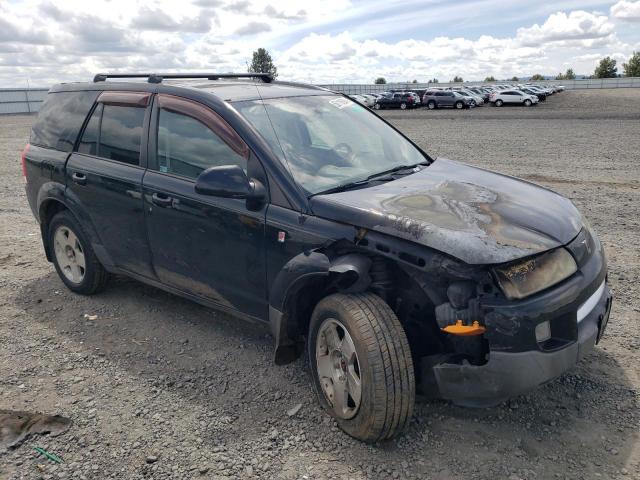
[157,94,249,160]
[149,94,250,181]
[98,91,151,107]
[74,92,151,168]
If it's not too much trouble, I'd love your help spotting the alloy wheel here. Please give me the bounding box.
[53,225,86,284]
[316,318,362,419]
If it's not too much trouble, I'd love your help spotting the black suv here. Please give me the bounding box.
[373,92,417,110]
[23,73,612,442]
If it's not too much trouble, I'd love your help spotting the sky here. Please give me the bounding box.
[0,0,639,87]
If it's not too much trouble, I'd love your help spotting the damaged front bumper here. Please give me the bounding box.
[431,236,612,407]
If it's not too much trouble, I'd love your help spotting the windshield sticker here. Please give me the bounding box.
[329,97,352,109]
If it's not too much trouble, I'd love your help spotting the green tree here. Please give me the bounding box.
[530,73,545,81]
[484,76,496,82]
[564,68,576,80]
[248,48,278,78]
[412,79,418,84]
[452,75,463,83]
[427,78,439,84]
[555,72,564,80]
[511,76,519,81]
[623,51,640,77]
[594,57,617,78]
[374,77,387,84]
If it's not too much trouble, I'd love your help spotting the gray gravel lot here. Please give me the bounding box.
[1,89,639,480]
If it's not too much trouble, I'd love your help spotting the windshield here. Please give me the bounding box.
[234,95,428,194]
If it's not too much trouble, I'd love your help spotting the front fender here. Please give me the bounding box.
[269,249,373,364]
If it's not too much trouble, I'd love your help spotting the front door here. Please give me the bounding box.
[142,94,267,319]
[66,91,153,277]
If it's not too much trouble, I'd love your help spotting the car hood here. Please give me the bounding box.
[310,158,582,265]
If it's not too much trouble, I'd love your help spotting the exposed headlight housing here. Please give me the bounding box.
[493,248,577,300]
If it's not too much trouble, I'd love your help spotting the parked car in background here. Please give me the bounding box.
[468,87,490,103]
[423,90,474,109]
[374,92,417,110]
[454,88,485,106]
[362,94,379,106]
[520,87,546,102]
[490,90,539,107]
[350,94,375,108]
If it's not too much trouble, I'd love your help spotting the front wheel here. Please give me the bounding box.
[455,101,464,109]
[427,101,436,110]
[373,103,381,110]
[495,99,503,107]
[308,293,415,442]
[400,102,407,110]
[524,99,532,106]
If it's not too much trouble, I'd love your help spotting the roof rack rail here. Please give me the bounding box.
[93,73,273,84]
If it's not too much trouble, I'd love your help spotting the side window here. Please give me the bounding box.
[77,104,102,156]
[77,103,145,166]
[157,109,247,179]
[30,91,98,152]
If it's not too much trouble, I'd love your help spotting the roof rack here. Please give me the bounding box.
[93,73,273,84]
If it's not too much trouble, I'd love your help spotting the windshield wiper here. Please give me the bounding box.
[310,161,429,197]
[366,161,429,181]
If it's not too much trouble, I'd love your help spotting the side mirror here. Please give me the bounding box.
[195,165,251,198]
[195,165,266,206]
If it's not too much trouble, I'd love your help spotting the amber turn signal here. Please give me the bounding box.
[442,320,486,336]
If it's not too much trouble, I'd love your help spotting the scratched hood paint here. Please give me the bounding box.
[310,158,582,265]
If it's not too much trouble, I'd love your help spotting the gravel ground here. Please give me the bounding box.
[1,88,639,480]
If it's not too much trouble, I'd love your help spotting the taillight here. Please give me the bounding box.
[21,143,30,180]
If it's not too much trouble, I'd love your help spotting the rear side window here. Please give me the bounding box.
[30,91,98,152]
[100,106,145,165]
[78,104,146,165]
[77,104,102,156]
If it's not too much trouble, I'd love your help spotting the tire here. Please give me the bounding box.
[524,99,532,106]
[495,99,503,107]
[400,102,407,110]
[427,101,436,110]
[308,293,415,442]
[455,101,464,109]
[373,103,381,110]
[49,210,109,295]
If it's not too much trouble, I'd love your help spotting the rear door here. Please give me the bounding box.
[66,91,154,277]
[142,94,268,319]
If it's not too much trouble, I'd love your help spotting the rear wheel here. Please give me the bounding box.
[49,211,109,295]
[373,103,381,110]
[495,99,503,107]
[455,101,464,109]
[427,101,436,110]
[308,293,415,442]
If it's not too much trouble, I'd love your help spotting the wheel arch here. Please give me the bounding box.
[37,188,114,269]
[269,250,374,365]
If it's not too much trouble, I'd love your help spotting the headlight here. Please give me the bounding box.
[493,248,577,300]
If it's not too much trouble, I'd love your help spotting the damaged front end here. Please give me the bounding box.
[420,227,612,407]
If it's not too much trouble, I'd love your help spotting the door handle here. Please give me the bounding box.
[151,192,173,207]
[71,172,87,185]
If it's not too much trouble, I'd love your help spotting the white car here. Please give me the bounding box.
[490,90,539,107]
[349,94,374,107]
[457,88,485,106]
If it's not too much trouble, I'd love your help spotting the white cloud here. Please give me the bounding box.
[611,0,640,21]
[0,1,638,87]
[516,11,614,47]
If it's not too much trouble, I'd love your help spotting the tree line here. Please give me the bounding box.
[243,48,640,84]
